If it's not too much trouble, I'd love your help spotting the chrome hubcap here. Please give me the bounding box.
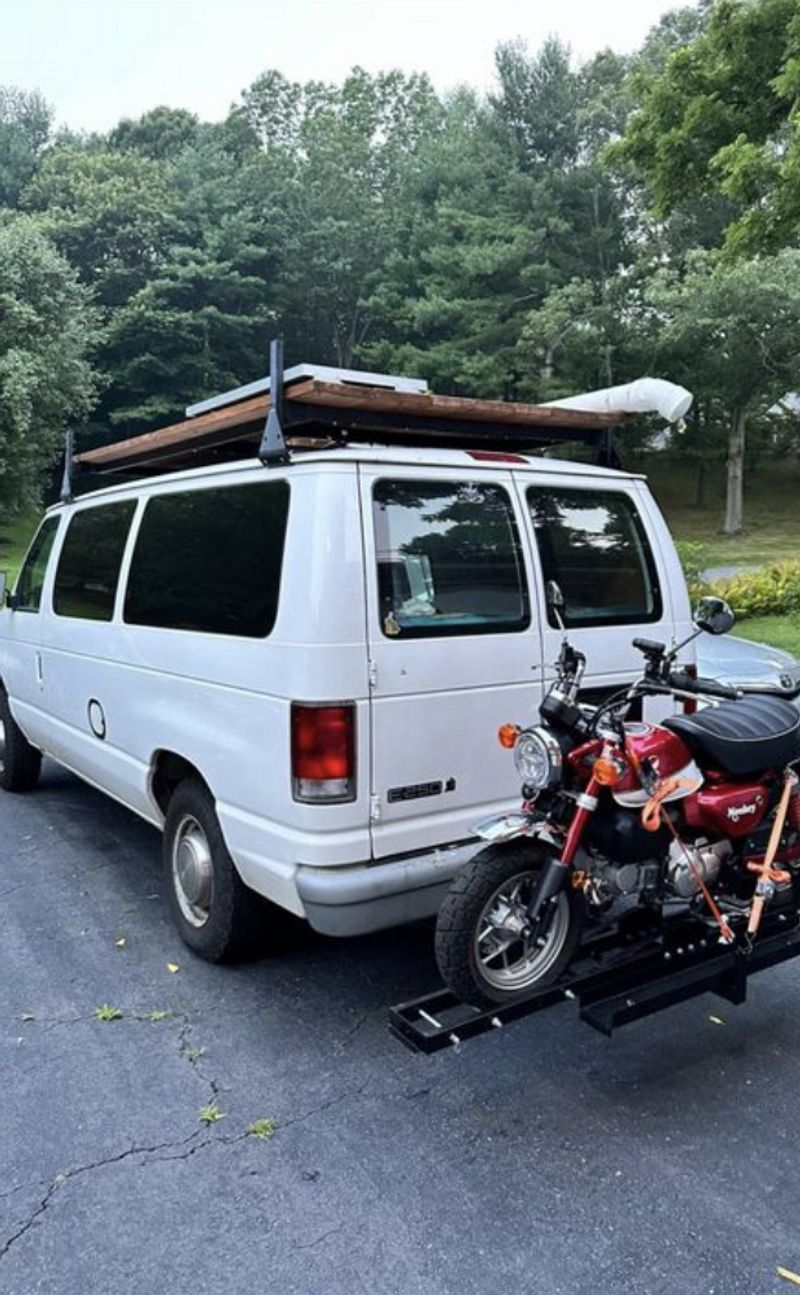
[474,871,570,992]
[171,815,213,928]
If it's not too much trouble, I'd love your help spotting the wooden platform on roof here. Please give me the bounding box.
[75,377,630,474]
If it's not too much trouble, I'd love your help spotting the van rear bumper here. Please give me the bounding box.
[295,841,478,937]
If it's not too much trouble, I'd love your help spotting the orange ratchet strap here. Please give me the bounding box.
[627,741,735,944]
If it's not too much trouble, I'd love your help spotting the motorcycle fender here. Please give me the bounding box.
[472,812,538,844]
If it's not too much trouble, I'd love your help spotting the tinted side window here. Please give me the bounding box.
[373,479,529,638]
[124,481,290,638]
[528,487,661,628]
[14,516,60,612]
[53,502,136,622]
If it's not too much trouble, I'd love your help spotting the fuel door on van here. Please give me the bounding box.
[358,464,545,860]
[515,477,676,706]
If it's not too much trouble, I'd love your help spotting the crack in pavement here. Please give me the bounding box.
[176,1015,223,1102]
[0,1131,204,1262]
[292,1225,345,1251]
[1,1059,375,1265]
[279,1078,372,1129]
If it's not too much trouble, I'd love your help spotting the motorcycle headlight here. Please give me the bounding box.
[513,726,562,790]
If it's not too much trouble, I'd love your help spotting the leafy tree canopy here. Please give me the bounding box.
[615,0,800,254]
[0,217,99,512]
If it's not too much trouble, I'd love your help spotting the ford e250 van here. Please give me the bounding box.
[0,362,696,961]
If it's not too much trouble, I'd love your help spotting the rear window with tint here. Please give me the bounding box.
[53,502,136,621]
[124,481,290,638]
[527,486,661,628]
[372,479,529,638]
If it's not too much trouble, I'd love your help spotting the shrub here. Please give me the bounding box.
[710,561,800,620]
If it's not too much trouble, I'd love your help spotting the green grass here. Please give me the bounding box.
[0,512,39,584]
[731,614,800,657]
[644,457,800,569]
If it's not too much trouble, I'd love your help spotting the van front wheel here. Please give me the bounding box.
[0,688,42,793]
[163,781,263,962]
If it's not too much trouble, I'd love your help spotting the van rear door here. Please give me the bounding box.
[359,463,544,860]
[516,476,680,702]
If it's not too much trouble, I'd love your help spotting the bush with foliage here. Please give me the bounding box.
[710,562,800,621]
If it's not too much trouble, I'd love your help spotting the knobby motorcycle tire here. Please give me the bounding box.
[435,841,586,1008]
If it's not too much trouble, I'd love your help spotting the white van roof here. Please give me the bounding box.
[50,445,643,511]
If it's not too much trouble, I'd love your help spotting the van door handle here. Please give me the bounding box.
[35,651,44,689]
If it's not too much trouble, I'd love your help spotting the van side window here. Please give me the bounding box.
[527,487,661,628]
[373,479,529,638]
[14,516,60,612]
[53,502,136,622]
[124,481,290,638]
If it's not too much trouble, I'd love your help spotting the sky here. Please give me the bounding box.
[1,0,682,132]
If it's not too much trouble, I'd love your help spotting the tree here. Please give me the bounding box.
[0,217,98,512]
[22,143,182,308]
[615,0,800,255]
[227,67,443,367]
[100,242,276,437]
[0,86,52,207]
[109,106,202,161]
[646,250,800,533]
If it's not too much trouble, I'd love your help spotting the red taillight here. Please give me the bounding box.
[291,703,356,803]
[682,663,698,716]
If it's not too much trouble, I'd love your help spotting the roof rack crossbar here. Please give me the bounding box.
[258,338,290,467]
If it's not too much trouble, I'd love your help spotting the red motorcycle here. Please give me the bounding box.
[435,595,800,1007]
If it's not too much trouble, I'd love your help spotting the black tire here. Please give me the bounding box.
[435,842,585,1007]
[162,780,266,963]
[0,686,42,793]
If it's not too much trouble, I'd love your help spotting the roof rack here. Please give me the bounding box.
[69,337,629,484]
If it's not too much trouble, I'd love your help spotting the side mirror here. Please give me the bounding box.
[546,579,566,631]
[694,595,734,636]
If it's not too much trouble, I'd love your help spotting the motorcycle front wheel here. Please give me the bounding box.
[435,842,586,1007]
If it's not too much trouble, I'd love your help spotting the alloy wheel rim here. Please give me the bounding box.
[171,814,214,928]
[474,870,570,992]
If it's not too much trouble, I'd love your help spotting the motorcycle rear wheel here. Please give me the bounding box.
[435,843,585,1007]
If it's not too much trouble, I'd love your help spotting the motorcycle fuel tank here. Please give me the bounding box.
[682,779,770,839]
[613,722,703,807]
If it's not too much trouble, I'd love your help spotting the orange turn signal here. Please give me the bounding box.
[497,723,520,749]
[594,756,624,786]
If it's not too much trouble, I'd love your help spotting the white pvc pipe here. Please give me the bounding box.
[544,377,693,424]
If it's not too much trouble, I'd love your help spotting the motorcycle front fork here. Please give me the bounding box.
[526,776,600,922]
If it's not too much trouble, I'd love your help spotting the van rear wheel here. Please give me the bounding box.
[0,688,42,793]
[163,781,263,962]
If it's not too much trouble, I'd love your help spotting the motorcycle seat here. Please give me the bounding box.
[663,695,800,779]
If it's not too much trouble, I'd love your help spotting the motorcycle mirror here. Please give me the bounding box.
[546,580,565,610]
[546,580,566,633]
[694,595,735,636]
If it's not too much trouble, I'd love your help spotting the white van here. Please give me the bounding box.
[0,365,694,960]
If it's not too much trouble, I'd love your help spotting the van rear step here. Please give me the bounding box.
[389,915,800,1053]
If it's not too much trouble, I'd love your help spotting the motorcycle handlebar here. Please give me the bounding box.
[668,670,740,701]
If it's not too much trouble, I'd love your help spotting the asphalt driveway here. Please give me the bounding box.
[3,763,800,1295]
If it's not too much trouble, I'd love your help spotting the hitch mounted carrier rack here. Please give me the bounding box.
[389,914,800,1054]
